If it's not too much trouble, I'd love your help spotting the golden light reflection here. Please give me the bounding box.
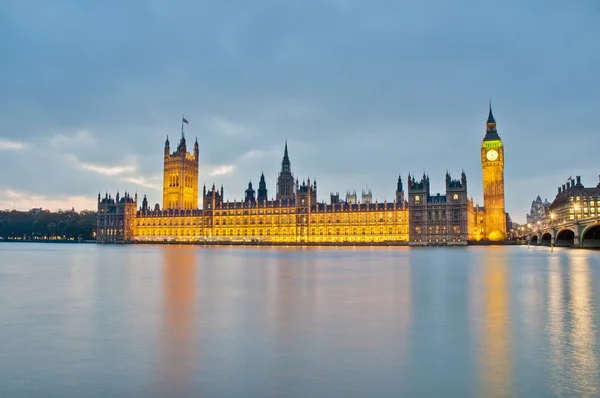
[480,253,511,397]
[159,246,197,394]
[567,253,598,395]
[547,254,566,395]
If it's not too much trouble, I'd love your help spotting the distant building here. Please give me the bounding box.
[526,195,550,225]
[361,187,372,204]
[345,190,357,204]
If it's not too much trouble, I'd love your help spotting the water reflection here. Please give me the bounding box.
[547,254,566,395]
[159,246,197,397]
[567,253,598,395]
[480,252,512,398]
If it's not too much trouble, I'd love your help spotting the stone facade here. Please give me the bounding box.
[407,172,474,246]
[96,107,504,245]
[97,192,137,243]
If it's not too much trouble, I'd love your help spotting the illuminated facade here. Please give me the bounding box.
[548,176,600,224]
[481,104,507,240]
[97,107,505,245]
[162,130,199,211]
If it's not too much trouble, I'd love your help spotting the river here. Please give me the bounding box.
[1,243,599,397]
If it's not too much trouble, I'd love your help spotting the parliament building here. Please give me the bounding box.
[97,107,507,245]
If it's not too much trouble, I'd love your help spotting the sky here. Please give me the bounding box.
[1,0,599,222]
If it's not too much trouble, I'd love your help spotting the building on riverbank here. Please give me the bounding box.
[97,107,506,245]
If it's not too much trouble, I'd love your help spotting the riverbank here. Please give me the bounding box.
[0,239,96,244]
[113,239,520,247]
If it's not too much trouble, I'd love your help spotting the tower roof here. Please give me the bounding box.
[280,140,291,172]
[487,103,496,124]
[283,141,290,163]
[483,102,501,141]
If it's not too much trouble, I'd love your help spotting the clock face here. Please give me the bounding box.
[486,149,499,161]
[453,193,458,200]
[415,195,420,201]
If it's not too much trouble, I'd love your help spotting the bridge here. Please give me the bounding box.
[523,217,600,248]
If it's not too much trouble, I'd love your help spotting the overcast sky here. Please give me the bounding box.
[1,0,598,222]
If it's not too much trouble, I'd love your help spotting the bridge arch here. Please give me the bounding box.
[555,229,575,247]
[541,232,552,246]
[581,223,600,248]
[530,235,538,245]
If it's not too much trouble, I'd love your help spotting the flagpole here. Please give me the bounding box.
[181,115,184,139]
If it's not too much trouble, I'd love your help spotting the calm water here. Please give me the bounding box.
[1,244,599,398]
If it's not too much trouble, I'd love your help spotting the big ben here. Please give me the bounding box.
[481,104,506,240]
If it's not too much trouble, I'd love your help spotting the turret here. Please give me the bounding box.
[396,175,405,204]
[142,194,149,211]
[245,181,256,203]
[164,135,170,157]
[178,134,186,154]
[257,172,268,202]
[331,192,340,205]
[194,137,199,161]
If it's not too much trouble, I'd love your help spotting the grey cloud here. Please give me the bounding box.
[0,0,598,218]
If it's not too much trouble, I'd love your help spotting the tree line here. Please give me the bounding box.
[0,210,97,241]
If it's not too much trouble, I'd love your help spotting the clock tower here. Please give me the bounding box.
[481,104,506,240]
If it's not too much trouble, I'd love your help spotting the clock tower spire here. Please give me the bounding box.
[481,102,506,240]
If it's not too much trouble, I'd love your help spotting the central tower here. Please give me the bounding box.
[276,141,295,201]
[481,104,506,240]
[162,119,199,210]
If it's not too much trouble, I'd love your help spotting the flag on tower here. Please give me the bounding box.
[567,176,572,181]
[182,117,189,124]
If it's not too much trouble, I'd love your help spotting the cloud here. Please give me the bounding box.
[0,188,96,212]
[50,130,96,147]
[241,149,266,160]
[240,147,282,164]
[208,164,235,176]
[122,175,161,190]
[0,139,26,151]
[67,154,137,176]
[209,117,251,137]
[1,1,599,221]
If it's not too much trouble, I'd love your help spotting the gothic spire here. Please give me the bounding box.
[483,101,501,141]
[281,141,291,172]
[487,101,496,124]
